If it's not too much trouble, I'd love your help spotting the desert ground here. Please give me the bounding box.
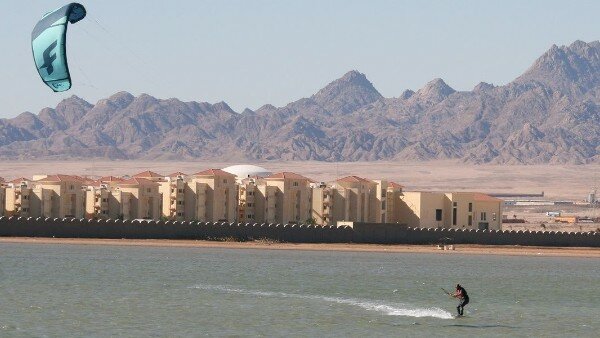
[1,160,598,231]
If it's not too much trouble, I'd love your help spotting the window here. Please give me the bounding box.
[481,212,487,221]
[177,201,184,205]
[293,182,299,187]
[70,185,74,190]
[381,190,386,198]
[468,215,472,226]
[23,195,28,200]
[468,202,472,212]
[248,191,253,196]
[381,201,386,210]
[492,212,496,221]
[223,179,228,184]
[453,202,457,207]
[247,203,253,207]
[171,188,175,193]
[178,189,183,193]
[177,212,183,216]
[452,207,457,226]
[435,209,443,221]
[147,188,151,193]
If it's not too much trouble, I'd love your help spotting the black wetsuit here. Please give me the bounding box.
[456,286,469,316]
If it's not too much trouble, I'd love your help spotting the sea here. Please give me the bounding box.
[0,243,598,337]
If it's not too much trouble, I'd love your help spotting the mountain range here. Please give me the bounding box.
[1,40,599,164]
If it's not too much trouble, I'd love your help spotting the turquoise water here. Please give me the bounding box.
[0,243,598,337]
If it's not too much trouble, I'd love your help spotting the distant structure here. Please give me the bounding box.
[588,190,597,204]
[222,165,273,182]
[0,165,502,230]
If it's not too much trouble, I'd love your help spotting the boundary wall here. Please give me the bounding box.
[0,217,598,247]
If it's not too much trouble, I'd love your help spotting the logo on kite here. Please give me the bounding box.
[31,3,86,92]
[40,40,58,75]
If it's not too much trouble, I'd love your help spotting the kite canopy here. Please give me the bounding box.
[31,3,86,92]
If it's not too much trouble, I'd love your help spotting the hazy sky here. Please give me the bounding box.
[1,0,598,118]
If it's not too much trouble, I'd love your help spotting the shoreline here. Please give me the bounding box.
[1,237,599,258]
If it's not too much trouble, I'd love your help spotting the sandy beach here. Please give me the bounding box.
[1,237,599,258]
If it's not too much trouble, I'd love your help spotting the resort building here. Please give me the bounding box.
[0,165,503,231]
[116,178,161,220]
[97,176,125,187]
[0,185,5,217]
[189,169,237,222]
[2,178,32,217]
[85,182,124,220]
[264,172,313,224]
[30,175,86,218]
[397,191,502,230]
[132,171,165,182]
[311,182,335,226]
[330,176,379,223]
[159,172,187,220]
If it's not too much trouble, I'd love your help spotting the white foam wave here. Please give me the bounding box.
[190,284,453,319]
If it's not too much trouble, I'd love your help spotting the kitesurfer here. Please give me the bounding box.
[452,284,469,316]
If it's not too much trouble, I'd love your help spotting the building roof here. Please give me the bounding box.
[133,170,163,178]
[336,175,373,183]
[193,169,236,177]
[10,177,29,184]
[35,174,84,183]
[265,172,311,181]
[118,177,159,186]
[0,177,4,183]
[473,193,502,202]
[388,181,404,189]
[222,164,272,178]
[99,176,125,182]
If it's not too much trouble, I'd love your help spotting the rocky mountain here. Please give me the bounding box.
[1,40,599,163]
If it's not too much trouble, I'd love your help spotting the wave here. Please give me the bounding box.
[190,284,453,319]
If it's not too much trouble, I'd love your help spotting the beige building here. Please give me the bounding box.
[187,169,237,222]
[116,178,161,220]
[331,176,378,223]
[29,175,86,218]
[311,177,404,226]
[0,167,503,230]
[133,170,165,182]
[384,182,404,223]
[159,172,187,220]
[238,176,278,223]
[85,182,124,220]
[3,178,33,217]
[263,172,312,224]
[0,184,5,217]
[398,191,502,230]
[311,182,335,226]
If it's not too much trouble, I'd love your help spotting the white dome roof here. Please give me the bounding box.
[222,164,272,178]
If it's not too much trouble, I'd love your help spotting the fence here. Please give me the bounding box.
[0,217,598,247]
